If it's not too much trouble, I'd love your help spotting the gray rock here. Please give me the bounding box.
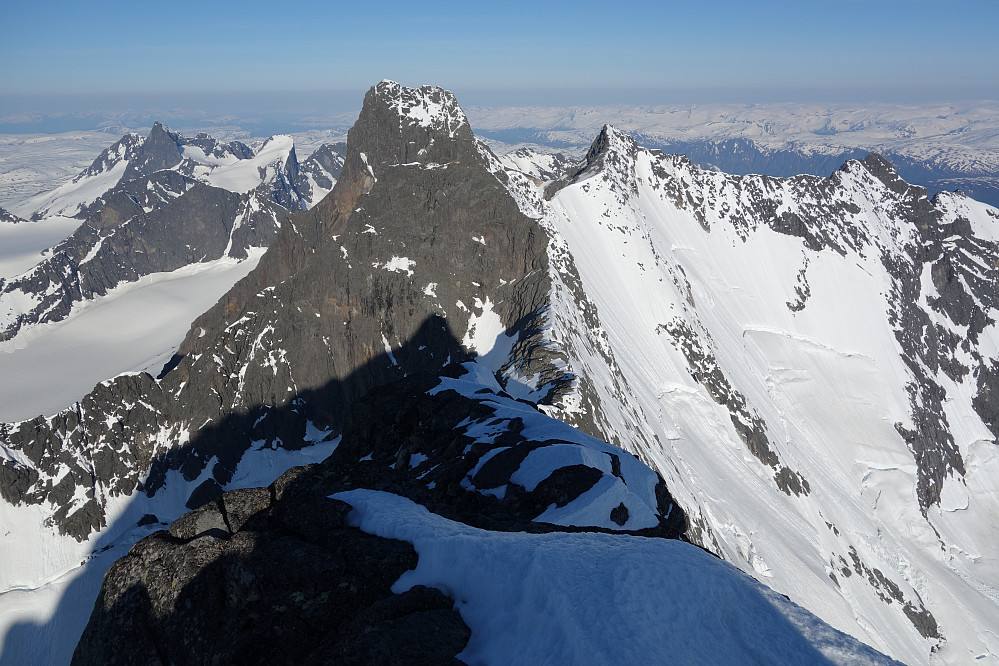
[0,206,26,224]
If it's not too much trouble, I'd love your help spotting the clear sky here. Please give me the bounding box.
[2,0,998,116]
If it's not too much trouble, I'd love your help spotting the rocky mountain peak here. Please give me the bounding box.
[555,124,640,201]
[581,125,638,172]
[73,132,145,183]
[374,79,470,137]
[344,81,475,172]
[122,121,183,181]
[835,152,925,198]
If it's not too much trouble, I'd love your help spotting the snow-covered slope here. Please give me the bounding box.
[69,367,895,665]
[0,217,79,279]
[497,146,577,182]
[0,250,264,422]
[0,132,122,212]
[502,125,999,664]
[338,488,896,665]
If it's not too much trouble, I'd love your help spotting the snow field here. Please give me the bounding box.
[0,249,265,422]
[334,488,898,665]
[205,135,296,195]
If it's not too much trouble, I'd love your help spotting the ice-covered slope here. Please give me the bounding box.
[0,217,79,279]
[13,133,145,220]
[0,250,264,422]
[337,488,896,665]
[0,132,121,211]
[511,125,999,664]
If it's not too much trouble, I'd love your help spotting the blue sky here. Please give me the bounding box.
[2,0,998,117]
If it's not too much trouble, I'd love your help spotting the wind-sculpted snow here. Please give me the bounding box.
[336,488,896,665]
[505,124,999,663]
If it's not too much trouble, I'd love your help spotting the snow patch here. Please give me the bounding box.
[461,297,513,371]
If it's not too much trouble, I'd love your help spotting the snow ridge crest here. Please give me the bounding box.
[567,124,640,199]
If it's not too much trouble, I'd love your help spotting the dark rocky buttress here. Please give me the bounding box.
[0,81,558,540]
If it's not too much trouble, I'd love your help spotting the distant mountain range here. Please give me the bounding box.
[466,100,999,209]
[0,123,345,343]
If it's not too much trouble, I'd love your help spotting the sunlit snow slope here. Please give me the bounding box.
[511,126,999,664]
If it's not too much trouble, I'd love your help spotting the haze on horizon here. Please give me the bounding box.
[2,0,997,133]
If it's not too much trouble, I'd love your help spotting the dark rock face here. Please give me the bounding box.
[77,169,193,228]
[136,82,553,503]
[0,82,557,540]
[121,122,183,181]
[295,141,347,205]
[73,476,469,665]
[0,206,25,224]
[73,370,688,664]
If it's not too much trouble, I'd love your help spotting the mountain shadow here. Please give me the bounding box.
[3,308,692,664]
[0,313,463,665]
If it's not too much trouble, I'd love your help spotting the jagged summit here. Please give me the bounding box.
[0,77,551,541]
[122,121,183,181]
[577,124,639,178]
[333,81,476,182]
[541,124,641,200]
[371,80,471,139]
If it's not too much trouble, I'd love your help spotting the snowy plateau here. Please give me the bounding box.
[0,81,997,664]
